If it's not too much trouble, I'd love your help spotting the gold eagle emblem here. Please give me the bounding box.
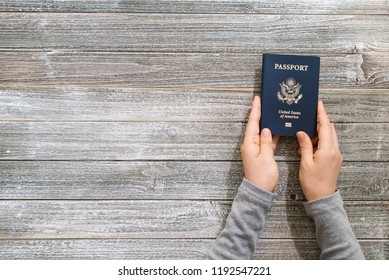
[277,78,303,105]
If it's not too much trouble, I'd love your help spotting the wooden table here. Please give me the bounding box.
[0,1,388,259]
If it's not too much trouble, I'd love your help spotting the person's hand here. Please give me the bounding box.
[296,100,343,201]
[241,96,279,192]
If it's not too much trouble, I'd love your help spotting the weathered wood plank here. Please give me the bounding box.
[0,161,388,201]
[0,0,387,14]
[0,122,387,161]
[0,14,388,54]
[0,201,387,239]
[253,240,387,261]
[362,52,389,86]
[0,239,386,260]
[1,52,386,88]
[320,89,389,123]
[1,88,388,123]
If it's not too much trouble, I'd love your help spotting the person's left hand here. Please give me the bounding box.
[240,96,280,192]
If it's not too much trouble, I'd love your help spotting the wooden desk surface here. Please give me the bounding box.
[0,1,388,259]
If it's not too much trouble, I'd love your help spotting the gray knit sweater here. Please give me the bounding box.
[206,178,365,260]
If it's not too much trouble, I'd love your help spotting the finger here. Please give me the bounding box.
[298,135,317,155]
[297,131,314,163]
[316,118,321,133]
[331,123,340,150]
[317,100,333,150]
[317,100,331,126]
[260,128,275,158]
[244,96,261,141]
[272,135,280,150]
[311,135,319,148]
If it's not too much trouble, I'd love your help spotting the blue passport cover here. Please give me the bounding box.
[260,53,320,137]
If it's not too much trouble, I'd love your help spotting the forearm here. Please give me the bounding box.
[206,178,278,259]
[304,191,365,260]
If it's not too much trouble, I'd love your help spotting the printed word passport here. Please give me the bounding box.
[260,53,320,137]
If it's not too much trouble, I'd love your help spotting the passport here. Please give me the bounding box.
[260,53,320,137]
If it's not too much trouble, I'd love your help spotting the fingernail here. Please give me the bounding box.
[262,128,271,139]
[296,131,305,142]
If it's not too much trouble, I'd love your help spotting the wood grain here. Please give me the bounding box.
[0,161,388,201]
[0,0,388,261]
[1,88,388,122]
[0,200,387,239]
[1,51,386,88]
[0,13,388,54]
[0,0,388,14]
[0,239,386,260]
[0,122,387,161]
[362,52,389,86]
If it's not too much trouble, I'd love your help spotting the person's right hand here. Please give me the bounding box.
[296,100,343,201]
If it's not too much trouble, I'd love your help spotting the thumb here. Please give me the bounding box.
[297,131,313,162]
[260,128,275,157]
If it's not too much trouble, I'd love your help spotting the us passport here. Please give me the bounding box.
[260,53,320,137]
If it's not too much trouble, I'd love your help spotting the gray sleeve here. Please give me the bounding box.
[303,191,365,260]
[206,178,278,259]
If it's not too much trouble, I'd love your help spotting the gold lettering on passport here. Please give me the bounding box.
[274,63,309,71]
[278,110,302,120]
